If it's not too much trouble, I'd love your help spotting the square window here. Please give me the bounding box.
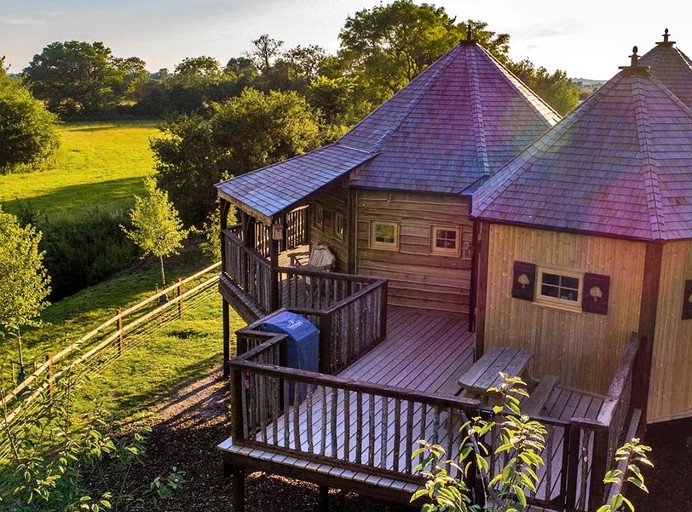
[314,204,324,228]
[370,221,399,251]
[536,268,583,311]
[431,226,460,256]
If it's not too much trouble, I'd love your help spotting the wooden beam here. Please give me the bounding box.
[318,486,329,512]
[468,219,480,331]
[269,237,280,311]
[633,242,663,419]
[347,188,357,274]
[223,299,230,378]
[474,222,490,360]
[232,466,245,512]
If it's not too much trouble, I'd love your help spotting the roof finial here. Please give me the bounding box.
[466,21,473,42]
[663,28,669,43]
[656,27,675,45]
[630,46,639,67]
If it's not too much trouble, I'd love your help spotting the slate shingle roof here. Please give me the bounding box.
[216,145,374,222]
[347,41,560,194]
[472,64,692,242]
[640,30,692,107]
[216,40,560,218]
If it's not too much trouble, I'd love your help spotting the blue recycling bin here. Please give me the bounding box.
[260,311,319,403]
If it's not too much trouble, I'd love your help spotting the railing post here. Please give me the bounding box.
[177,278,183,317]
[223,300,231,378]
[269,237,280,311]
[117,308,124,357]
[319,314,333,374]
[46,354,53,398]
[565,423,581,510]
[230,366,244,441]
[379,281,388,340]
[588,427,610,512]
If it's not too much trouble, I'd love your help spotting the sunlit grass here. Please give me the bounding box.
[0,120,160,222]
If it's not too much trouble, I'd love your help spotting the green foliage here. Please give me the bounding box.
[337,1,509,104]
[121,178,188,286]
[598,439,653,512]
[0,70,60,173]
[507,59,580,115]
[0,375,185,511]
[23,41,128,117]
[0,207,51,331]
[152,88,323,226]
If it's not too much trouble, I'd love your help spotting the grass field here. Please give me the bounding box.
[0,120,160,222]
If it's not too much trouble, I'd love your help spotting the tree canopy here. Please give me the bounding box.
[0,207,51,332]
[0,65,60,173]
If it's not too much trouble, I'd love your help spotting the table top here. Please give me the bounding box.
[458,347,533,396]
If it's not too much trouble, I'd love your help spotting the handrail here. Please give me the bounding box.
[1,263,220,409]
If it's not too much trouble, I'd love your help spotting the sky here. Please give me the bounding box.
[1,0,691,80]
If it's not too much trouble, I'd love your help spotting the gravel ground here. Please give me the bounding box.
[130,365,689,511]
[135,366,409,512]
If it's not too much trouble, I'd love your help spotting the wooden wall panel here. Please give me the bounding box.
[355,190,472,317]
[648,241,692,423]
[310,186,349,273]
[483,224,646,394]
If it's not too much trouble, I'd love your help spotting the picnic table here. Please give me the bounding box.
[458,347,533,400]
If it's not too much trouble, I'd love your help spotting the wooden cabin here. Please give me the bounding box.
[213,36,648,512]
[472,44,692,424]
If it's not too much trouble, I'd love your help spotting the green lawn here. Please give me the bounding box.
[0,120,160,222]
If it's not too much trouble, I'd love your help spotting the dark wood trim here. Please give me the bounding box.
[468,220,480,331]
[347,188,357,274]
[633,242,663,418]
[475,222,490,360]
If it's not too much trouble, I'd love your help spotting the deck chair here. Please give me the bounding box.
[288,244,336,307]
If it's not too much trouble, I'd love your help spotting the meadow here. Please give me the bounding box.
[0,120,159,222]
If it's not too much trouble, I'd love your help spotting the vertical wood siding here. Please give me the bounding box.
[355,190,472,317]
[484,224,645,394]
[648,241,692,422]
[311,186,349,273]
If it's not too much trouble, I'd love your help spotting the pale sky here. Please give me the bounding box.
[1,0,691,80]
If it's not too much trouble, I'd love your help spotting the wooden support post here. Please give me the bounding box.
[117,308,124,357]
[269,237,280,311]
[318,486,329,512]
[347,188,357,275]
[177,278,183,317]
[468,220,480,332]
[318,314,333,374]
[223,299,231,378]
[46,354,53,398]
[564,423,580,511]
[587,428,610,512]
[474,222,490,361]
[379,281,388,341]
[232,467,245,512]
[230,366,244,441]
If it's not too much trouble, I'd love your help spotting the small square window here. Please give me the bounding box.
[334,212,344,240]
[536,268,583,311]
[314,204,324,228]
[431,226,460,256]
[370,221,399,251]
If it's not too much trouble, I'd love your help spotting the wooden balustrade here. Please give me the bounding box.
[224,230,273,313]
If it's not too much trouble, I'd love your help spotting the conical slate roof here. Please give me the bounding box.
[639,29,692,107]
[346,40,560,194]
[217,40,559,220]
[472,51,692,241]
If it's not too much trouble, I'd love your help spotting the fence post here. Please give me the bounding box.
[46,354,53,398]
[177,278,184,318]
[117,308,124,357]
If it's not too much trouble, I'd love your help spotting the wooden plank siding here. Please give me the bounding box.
[649,240,692,422]
[310,186,350,273]
[483,224,646,395]
[355,190,473,317]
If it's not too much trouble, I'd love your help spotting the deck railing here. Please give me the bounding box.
[229,334,481,481]
[224,228,272,312]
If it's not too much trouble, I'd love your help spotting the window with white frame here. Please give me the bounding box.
[370,221,399,250]
[536,268,583,311]
[431,226,460,256]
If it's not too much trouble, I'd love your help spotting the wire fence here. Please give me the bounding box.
[0,262,221,461]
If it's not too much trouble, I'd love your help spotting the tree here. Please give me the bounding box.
[121,178,188,289]
[0,65,60,173]
[152,88,323,225]
[247,34,284,71]
[172,56,225,88]
[507,59,580,115]
[23,41,124,117]
[0,207,51,378]
[283,44,327,83]
[336,1,509,103]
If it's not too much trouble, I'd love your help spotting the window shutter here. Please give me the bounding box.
[582,273,610,315]
[683,279,692,320]
[512,261,536,301]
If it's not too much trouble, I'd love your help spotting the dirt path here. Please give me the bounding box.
[139,366,404,512]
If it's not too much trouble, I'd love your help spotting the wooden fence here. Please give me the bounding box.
[0,262,221,460]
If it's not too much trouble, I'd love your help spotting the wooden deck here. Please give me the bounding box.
[220,308,606,509]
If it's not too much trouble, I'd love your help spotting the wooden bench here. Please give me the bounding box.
[522,375,559,416]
